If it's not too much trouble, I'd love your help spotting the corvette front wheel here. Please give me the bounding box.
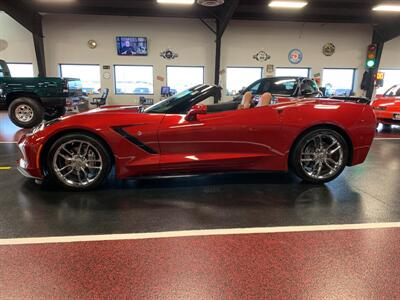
[46,133,112,190]
[290,128,349,184]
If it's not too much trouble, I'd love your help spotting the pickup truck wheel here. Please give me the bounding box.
[8,97,44,128]
[44,107,66,121]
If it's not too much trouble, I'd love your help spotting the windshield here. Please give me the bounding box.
[144,84,218,114]
[144,89,193,114]
[384,85,400,97]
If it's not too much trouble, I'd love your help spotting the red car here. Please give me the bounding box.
[372,84,400,129]
[17,84,376,190]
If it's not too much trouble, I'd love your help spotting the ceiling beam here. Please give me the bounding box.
[0,0,36,32]
[217,0,240,38]
[374,18,400,42]
[0,0,47,76]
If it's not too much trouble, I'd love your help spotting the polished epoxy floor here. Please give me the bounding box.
[1,111,400,298]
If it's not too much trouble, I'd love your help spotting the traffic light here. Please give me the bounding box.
[366,44,377,68]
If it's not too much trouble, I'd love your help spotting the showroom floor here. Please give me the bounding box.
[1,111,400,298]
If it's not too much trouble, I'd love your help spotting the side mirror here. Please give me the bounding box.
[185,104,207,121]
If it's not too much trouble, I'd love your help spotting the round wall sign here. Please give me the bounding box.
[323,43,335,56]
[288,49,303,64]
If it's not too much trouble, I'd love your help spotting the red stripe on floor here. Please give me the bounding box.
[1,227,400,299]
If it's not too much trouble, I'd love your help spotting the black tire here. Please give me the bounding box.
[46,133,112,191]
[290,128,349,184]
[44,107,66,121]
[8,97,44,128]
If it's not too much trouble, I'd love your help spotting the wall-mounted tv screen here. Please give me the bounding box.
[116,37,148,56]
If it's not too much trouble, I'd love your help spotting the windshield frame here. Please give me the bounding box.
[384,85,400,97]
[144,84,221,114]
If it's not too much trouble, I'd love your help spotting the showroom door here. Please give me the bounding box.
[157,107,282,172]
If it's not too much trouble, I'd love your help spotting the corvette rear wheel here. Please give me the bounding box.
[47,133,111,190]
[290,128,348,184]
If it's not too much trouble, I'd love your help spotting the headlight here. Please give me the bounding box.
[0,88,3,95]
[29,118,61,135]
[373,106,387,111]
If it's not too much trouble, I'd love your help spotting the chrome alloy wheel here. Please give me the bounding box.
[52,139,103,188]
[15,104,34,123]
[300,133,344,180]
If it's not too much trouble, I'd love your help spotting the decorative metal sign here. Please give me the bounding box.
[253,51,271,62]
[322,43,335,56]
[160,49,178,60]
[288,49,303,64]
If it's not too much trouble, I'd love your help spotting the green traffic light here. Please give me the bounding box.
[367,60,375,68]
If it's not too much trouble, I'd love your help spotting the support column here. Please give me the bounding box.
[33,14,46,77]
[214,20,222,103]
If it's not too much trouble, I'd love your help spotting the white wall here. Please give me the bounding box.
[221,21,372,98]
[43,14,215,105]
[2,11,400,104]
[380,37,400,68]
[42,16,374,102]
[0,12,38,75]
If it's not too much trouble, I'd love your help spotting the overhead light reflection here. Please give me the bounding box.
[373,4,400,12]
[269,1,308,9]
[157,0,195,4]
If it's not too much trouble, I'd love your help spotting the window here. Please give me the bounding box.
[322,69,355,97]
[226,67,263,96]
[167,66,204,93]
[60,64,101,94]
[8,63,34,77]
[114,65,154,95]
[275,67,310,78]
[376,69,400,95]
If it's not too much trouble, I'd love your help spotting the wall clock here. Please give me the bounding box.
[88,40,97,49]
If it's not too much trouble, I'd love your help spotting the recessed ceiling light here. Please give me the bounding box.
[372,4,400,12]
[269,1,308,9]
[36,0,76,2]
[157,0,195,4]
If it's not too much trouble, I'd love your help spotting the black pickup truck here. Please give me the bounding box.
[0,60,83,128]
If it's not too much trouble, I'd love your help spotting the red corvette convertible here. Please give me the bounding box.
[17,84,376,190]
[372,84,400,129]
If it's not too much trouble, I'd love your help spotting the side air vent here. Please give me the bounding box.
[197,0,224,7]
